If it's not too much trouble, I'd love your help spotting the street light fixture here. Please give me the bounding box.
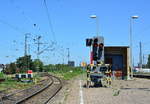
[132,15,139,19]
[129,15,139,79]
[90,15,99,37]
[90,15,97,18]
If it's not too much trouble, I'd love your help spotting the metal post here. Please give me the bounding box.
[24,33,30,70]
[129,16,139,79]
[63,57,64,64]
[143,54,145,66]
[34,35,42,73]
[37,36,41,59]
[90,15,100,37]
[129,18,133,79]
[24,34,28,56]
[96,17,99,37]
[139,42,142,70]
[24,33,31,56]
[90,46,92,64]
[67,48,70,64]
[28,44,30,55]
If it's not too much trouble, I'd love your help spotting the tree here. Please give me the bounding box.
[4,62,17,74]
[147,54,150,68]
[33,59,44,72]
[16,55,34,72]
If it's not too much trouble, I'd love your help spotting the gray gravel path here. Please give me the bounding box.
[64,75,150,104]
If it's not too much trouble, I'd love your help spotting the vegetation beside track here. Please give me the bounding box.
[43,64,85,80]
[0,73,43,91]
[0,54,85,92]
[0,64,85,91]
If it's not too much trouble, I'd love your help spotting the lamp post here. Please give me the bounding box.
[129,15,139,79]
[90,15,99,37]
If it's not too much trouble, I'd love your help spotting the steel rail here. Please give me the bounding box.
[44,75,62,104]
[133,74,150,79]
[15,74,54,104]
[1,73,62,104]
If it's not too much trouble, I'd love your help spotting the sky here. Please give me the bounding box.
[0,0,150,66]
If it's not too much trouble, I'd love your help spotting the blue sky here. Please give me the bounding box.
[0,0,150,65]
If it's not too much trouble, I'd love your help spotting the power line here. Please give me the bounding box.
[9,0,32,24]
[43,0,56,42]
[10,0,42,33]
[34,35,49,59]
[0,19,24,33]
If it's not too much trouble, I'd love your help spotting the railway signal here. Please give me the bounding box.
[98,43,104,61]
[86,36,112,87]
[86,38,93,47]
[93,38,98,61]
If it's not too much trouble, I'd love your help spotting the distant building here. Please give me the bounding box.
[68,61,75,67]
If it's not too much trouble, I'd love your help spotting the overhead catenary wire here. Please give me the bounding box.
[10,0,42,33]
[7,0,58,64]
[0,19,24,34]
[43,0,56,43]
[43,0,65,64]
[0,19,37,58]
[10,0,53,57]
[9,0,31,23]
[10,0,58,46]
[14,0,57,59]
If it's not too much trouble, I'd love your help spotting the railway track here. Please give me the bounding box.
[133,74,150,79]
[0,73,62,104]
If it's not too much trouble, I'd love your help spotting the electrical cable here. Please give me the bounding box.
[0,19,24,34]
[9,0,42,35]
[43,0,56,43]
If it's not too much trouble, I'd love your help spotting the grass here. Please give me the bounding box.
[0,78,33,91]
[48,66,85,80]
[0,72,5,78]
[0,73,43,91]
[0,66,85,91]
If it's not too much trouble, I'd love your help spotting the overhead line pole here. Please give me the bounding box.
[28,44,30,55]
[34,35,43,73]
[24,33,31,56]
[24,33,30,70]
[139,42,142,70]
[24,34,28,56]
[67,48,70,64]
[36,36,42,59]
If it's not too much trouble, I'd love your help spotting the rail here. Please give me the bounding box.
[0,73,62,104]
[133,74,150,79]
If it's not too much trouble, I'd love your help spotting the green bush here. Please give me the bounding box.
[0,72,5,78]
[44,64,85,80]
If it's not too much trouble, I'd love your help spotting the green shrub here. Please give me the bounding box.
[44,64,85,80]
[0,72,5,78]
